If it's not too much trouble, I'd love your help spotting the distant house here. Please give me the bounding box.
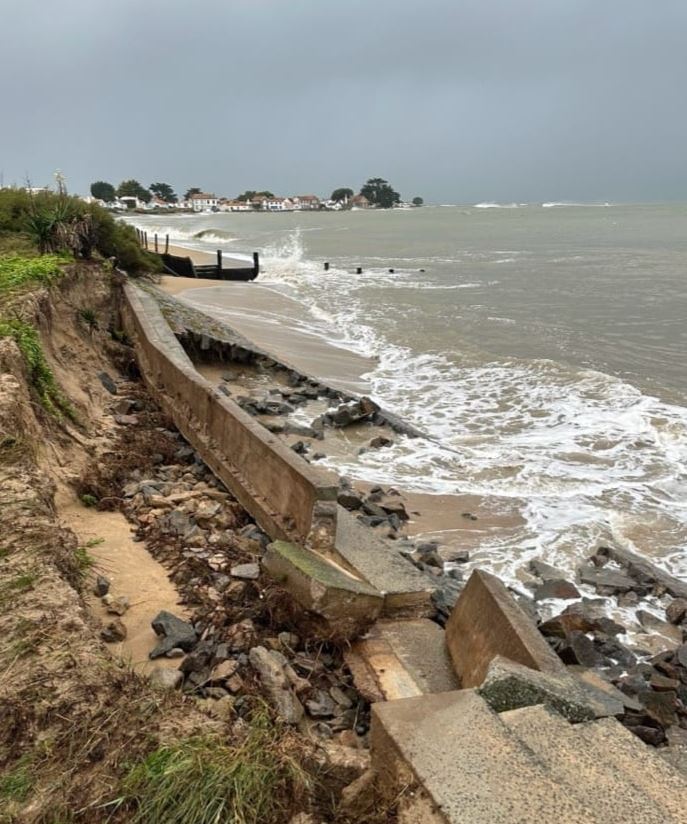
[117,195,144,210]
[190,192,219,212]
[219,198,253,212]
[253,196,293,211]
[150,196,176,209]
[350,194,371,209]
[293,194,321,210]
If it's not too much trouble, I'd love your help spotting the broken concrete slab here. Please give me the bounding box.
[344,619,458,702]
[578,566,636,594]
[332,507,435,618]
[262,540,382,638]
[371,689,599,823]
[598,545,687,600]
[478,655,610,722]
[445,569,565,687]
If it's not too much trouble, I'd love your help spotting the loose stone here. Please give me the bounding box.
[100,619,127,642]
[230,562,260,580]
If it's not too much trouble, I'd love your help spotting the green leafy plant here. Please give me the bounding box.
[0,319,73,417]
[80,494,98,507]
[78,307,99,332]
[0,254,66,295]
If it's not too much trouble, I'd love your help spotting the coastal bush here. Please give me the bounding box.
[119,707,309,824]
[0,188,160,274]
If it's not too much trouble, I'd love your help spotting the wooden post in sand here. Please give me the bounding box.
[164,234,169,254]
[217,249,223,274]
[144,231,148,249]
[154,234,159,253]
[253,252,260,276]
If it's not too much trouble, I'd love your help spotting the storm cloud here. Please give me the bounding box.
[2,0,686,202]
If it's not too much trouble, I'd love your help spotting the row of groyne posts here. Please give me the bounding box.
[132,229,420,277]
[135,228,170,255]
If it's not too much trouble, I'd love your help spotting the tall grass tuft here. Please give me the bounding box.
[119,708,310,824]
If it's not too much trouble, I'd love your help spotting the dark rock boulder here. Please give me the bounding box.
[98,371,118,395]
[557,630,603,667]
[666,598,687,625]
[150,611,198,659]
[533,579,581,601]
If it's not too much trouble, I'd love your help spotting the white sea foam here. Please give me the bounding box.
[473,202,522,209]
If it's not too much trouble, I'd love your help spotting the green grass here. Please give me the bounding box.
[118,708,309,824]
[0,755,33,803]
[0,254,67,296]
[1,572,37,595]
[0,319,74,418]
[73,538,102,580]
[79,494,98,508]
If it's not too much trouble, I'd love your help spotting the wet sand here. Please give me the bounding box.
[159,275,376,394]
[59,493,187,673]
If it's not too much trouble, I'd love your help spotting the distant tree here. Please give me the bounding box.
[237,190,274,202]
[331,187,354,203]
[360,177,401,209]
[149,182,177,203]
[90,181,116,202]
[412,196,424,206]
[117,179,151,203]
[184,187,202,201]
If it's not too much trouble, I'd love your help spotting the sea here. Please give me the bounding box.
[129,203,687,615]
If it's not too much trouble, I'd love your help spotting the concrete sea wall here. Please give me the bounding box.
[119,283,339,548]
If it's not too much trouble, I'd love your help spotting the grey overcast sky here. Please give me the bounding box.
[2,0,686,203]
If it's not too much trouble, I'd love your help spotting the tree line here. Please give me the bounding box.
[90,177,423,209]
[331,178,423,208]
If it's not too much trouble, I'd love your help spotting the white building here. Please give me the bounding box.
[292,194,321,210]
[190,192,219,212]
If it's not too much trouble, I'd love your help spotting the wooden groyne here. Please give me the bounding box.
[136,229,259,281]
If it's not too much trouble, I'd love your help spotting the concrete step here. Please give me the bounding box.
[574,716,687,821]
[345,618,458,702]
[332,507,435,617]
[502,705,678,823]
[371,689,601,823]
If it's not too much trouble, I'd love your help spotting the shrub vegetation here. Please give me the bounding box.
[0,187,160,274]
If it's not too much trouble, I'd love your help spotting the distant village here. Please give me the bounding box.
[84,178,424,213]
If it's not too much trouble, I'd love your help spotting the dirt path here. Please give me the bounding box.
[57,489,187,674]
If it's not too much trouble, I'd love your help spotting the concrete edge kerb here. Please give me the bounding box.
[121,282,339,544]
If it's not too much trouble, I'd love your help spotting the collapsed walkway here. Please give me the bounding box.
[119,279,687,821]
